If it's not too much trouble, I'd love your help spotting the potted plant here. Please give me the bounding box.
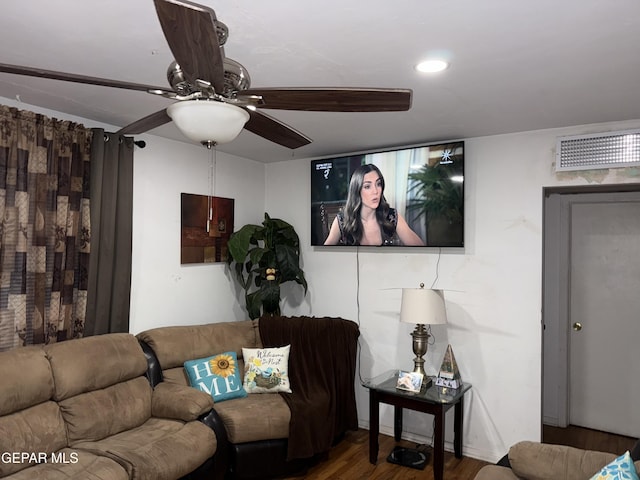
[407,162,463,245]
[226,213,307,319]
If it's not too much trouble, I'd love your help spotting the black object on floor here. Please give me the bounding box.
[386,446,429,470]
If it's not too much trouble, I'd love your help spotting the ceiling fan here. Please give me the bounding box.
[0,0,412,149]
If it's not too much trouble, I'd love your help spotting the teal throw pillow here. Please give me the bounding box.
[589,451,639,480]
[184,351,247,402]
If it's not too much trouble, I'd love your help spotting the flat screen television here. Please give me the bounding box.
[310,141,464,247]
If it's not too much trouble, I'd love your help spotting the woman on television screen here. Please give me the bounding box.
[323,164,424,246]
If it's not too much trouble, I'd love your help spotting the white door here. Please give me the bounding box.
[568,197,640,437]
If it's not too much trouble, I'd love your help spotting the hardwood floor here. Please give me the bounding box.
[280,425,637,479]
[542,424,637,455]
[283,429,489,480]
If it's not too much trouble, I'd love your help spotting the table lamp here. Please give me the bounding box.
[400,283,447,377]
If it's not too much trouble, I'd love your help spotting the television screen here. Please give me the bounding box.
[310,141,464,247]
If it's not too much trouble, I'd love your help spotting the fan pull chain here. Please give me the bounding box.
[206,147,217,233]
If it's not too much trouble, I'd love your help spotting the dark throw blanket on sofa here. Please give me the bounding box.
[259,315,360,461]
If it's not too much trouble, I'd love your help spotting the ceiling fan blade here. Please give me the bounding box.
[154,0,225,93]
[241,88,412,112]
[116,109,172,135]
[244,109,312,149]
[0,62,169,93]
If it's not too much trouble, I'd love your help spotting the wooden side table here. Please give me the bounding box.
[363,370,471,480]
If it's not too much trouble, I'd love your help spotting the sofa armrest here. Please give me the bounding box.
[151,382,214,421]
[509,441,617,480]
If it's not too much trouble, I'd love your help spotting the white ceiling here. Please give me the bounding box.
[1,0,639,163]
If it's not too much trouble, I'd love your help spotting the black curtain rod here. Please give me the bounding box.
[103,134,146,148]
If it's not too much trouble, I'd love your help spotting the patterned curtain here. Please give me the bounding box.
[0,106,92,351]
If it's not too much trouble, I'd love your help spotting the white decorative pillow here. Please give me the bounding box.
[242,345,292,393]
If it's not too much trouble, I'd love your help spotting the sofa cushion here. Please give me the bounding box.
[60,376,151,444]
[184,351,247,402]
[0,346,53,415]
[588,451,639,480]
[3,448,129,480]
[45,333,147,401]
[509,441,617,480]
[0,401,68,477]
[72,417,217,480]
[242,345,292,393]
[213,393,290,444]
[137,320,261,370]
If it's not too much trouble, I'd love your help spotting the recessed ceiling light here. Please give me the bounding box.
[415,59,449,73]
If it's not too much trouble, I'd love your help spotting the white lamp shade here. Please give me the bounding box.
[167,100,250,144]
[400,288,447,325]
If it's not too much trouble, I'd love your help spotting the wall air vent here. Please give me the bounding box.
[556,129,640,172]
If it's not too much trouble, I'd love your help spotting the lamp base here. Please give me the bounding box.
[387,446,429,470]
[410,324,430,377]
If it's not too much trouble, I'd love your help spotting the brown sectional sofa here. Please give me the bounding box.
[137,315,360,480]
[0,333,220,480]
[474,441,640,480]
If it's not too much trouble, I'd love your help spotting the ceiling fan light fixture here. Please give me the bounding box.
[167,100,249,145]
[415,59,449,73]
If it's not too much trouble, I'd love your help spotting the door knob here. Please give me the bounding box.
[573,322,582,331]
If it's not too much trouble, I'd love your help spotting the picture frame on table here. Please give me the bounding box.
[396,370,424,393]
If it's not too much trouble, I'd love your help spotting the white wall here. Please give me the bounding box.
[130,136,266,333]
[265,119,640,462]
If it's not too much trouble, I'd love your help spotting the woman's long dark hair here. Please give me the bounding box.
[341,164,395,245]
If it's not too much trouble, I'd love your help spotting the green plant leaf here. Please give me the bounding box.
[276,223,300,246]
[261,281,281,315]
[246,290,263,320]
[275,244,301,282]
[233,262,247,289]
[248,272,257,293]
[227,224,261,263]
[249,247,266,266]
[261,250,276,269]
[295,272,308,293]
